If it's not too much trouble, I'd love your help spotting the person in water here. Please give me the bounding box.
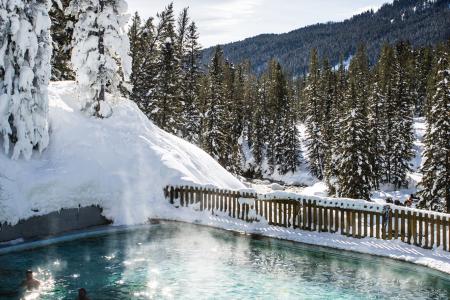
[21,270,41,290]
[76,288,91,300]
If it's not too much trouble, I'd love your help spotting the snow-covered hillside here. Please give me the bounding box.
[0,82,244,226]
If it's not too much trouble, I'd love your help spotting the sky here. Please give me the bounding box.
[126,0,394,48]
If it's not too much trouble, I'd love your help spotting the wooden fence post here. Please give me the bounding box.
[400,211,405,242]
[388,210,393,240]
[329,207,334,232]
[180,186,184,207]
[357,211,362,238]
[346,210,351,237]
[363,211,368,237]
[418,212,423,246]
[264,200,268,220]
[436,215,441,249]
[169,186,175,204]
[335,207,340,233]
[303,199,308,230]
[352,210,356,238]
[312,201,317,231]
[268,201,273,225]
[318,206,323,232]
[376,213,380,239]
[407,211,412,244]
[412,212,417,246]
[430,215,435,249]
[443,216,447,251]
[284,202,288,227]
[278,201,283,227]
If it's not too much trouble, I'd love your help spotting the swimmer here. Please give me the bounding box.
[21,270,41,290]
[76,288,91,300]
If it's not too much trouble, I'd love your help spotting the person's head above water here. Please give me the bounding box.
[26,270,33,280]
[78,288,87,297]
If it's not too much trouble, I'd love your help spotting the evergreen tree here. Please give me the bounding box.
[385,42,414,188]
[68,0,132,118]
[418,44,450,212]
[324,57,347,193]
[0,0,52,159]
[415,46,433,116]
[226,63,245,174]
[278,81,302,174]
[304,49,326,179]
[181,21,201,143]
[129,16,159,116]
[251,75,269,173]
[202,46,226,163]
[319,58,335,179]
[367,44,395,189]
[334,46,372,200]
[150,3,184,134]
[128,11,146,105]
[50,0,75,80]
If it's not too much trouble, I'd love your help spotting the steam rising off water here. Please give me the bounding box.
[0,222,449,299]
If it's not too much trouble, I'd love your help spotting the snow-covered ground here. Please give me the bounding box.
[0,81,244,225]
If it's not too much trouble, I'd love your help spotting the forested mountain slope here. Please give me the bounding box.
[202,0,450,75]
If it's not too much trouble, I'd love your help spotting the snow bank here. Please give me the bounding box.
[0,81,244,226]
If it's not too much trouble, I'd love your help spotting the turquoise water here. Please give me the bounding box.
[0,222,449,300]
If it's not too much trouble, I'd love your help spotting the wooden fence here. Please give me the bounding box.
[163,185,450,252]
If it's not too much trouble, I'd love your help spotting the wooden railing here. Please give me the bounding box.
[163,186,450,252]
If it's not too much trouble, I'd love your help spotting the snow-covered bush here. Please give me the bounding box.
[67,0,131,118]
[0,0,51,160]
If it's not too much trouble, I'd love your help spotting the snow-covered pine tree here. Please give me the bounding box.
[226,63,244,174]
[367,44,394,189]
[50,0,75,80]
[264,59,287,173]
[0,0,52,159]
[418,44,450,212]
[175,7,188,63]
[202,46,226,163]
[319,58,335,178]
[150,3,184,134]
[251,76,268,173]
[324,57,347,194]
[278,84,302,175]
[334,46,372,200]
[386,42,415,188]
[128,11,143,103]
[129,16,159,117]
[243,67,264,175]
[68,0,131,118]
[304,49,326,179]
[180,21,201,143]
[414,46,433,116]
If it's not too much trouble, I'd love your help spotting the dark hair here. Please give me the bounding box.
[78,288,87,293]
[26,270,33,274]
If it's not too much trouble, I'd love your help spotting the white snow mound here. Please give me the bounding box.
[0,81,244,225]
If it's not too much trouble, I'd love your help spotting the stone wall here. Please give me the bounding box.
[0,206,111,243]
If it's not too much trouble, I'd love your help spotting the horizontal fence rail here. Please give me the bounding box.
[163,186,450,252]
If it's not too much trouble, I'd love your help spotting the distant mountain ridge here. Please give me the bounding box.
[201,0,450,75]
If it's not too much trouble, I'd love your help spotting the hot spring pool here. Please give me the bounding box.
[0,222,449,299]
